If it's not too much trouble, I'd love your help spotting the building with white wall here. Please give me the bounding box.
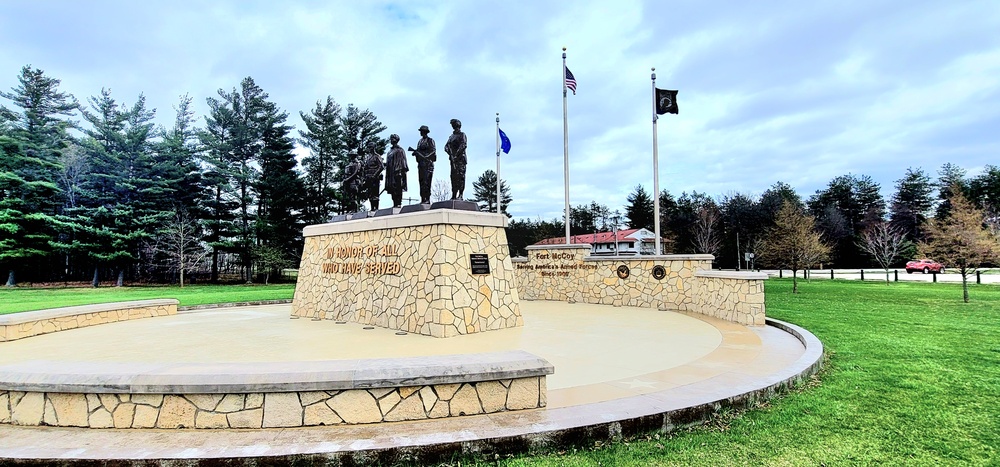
[533,228,661,255]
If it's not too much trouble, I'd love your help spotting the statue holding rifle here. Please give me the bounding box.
[408,125,436,204]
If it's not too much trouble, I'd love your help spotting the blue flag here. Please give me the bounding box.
[499,127,511,154]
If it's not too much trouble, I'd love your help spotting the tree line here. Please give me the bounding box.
[0,66,518,286]
[507,165,1000,272]
[1,66,402,285]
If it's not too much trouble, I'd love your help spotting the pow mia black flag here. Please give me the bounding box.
[656,88,679,115]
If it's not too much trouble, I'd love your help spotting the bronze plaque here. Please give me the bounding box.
[470,254,490,275]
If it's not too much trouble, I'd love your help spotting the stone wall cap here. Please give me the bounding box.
[526,244,592,251]
[0,350,554,394]
[303,209,508,237]
[0,299,179,326]
[695,270,769,280]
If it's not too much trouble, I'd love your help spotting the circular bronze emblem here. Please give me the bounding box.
[652,265,666,280]
[616,265,630,279]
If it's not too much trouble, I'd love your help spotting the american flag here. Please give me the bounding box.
[564,66,577,95]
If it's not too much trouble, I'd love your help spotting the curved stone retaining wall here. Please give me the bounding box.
[513,245,765,325]
[0,299,178,342]
[0,377,546,429]
[0,350,552,429]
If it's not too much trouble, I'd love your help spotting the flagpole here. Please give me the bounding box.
[495,113,501,214]
[651,68,661,255]
[562,47,571,244]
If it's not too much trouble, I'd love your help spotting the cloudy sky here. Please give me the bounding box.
[2,1,998,219]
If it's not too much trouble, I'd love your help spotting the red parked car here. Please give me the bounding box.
[905,259,945,274]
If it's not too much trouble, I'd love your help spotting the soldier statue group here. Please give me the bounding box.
[342,119,467,213]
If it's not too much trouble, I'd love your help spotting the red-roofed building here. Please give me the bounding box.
[532,228,661,255]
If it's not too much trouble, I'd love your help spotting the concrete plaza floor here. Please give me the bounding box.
[0,301,818,463]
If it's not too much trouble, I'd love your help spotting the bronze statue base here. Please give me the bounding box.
[399,203,432,214]
[430,199,479,211]
[373,207,402,217]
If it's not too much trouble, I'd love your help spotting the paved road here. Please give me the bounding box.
[757,268,1000,284]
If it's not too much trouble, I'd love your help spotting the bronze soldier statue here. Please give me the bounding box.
[361,141,385,211]
[445,118,467,200]
[384,134,408,208]
[407,125,436,204]
[342,149,362,213]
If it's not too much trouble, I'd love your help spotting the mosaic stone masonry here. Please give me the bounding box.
[0,377,546,429]
[0,300,178,342]
[513,245,765,325]
[292,210,522,337]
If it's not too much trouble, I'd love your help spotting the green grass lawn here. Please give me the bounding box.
[495,279,1000,466]
[0,284,295,314]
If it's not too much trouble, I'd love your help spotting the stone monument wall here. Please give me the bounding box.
[292,210,522,337]
[513,245,766,325]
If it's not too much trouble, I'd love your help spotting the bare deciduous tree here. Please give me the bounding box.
[920,188,999,302]
[858,221,911,284]
[759,201,831,293]
[693,205,722,257]
[58,144,88,210]
[431,179,450,203]
[149,209,206,287]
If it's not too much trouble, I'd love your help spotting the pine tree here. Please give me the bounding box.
[667,191,713,253]
[472,170,512,217]
[758,182,802,224]
[935,163,968,220]
[255,116,305,269]
[0,66,78,285]
[719,191,759,269]
[79,90,165,285]
[202,77,273,282]
[299,97,344,223]
[658,189,678,252]
[156,94,204,213]
[337,104,386,214]
[969,165,1000,219]
[341,104,387,155]
[0,136,57,285]
[889,167,934,244]
[199,92,239,282]
[624,185,654,231]
[568,202,613,237]
[807,174,885,267]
